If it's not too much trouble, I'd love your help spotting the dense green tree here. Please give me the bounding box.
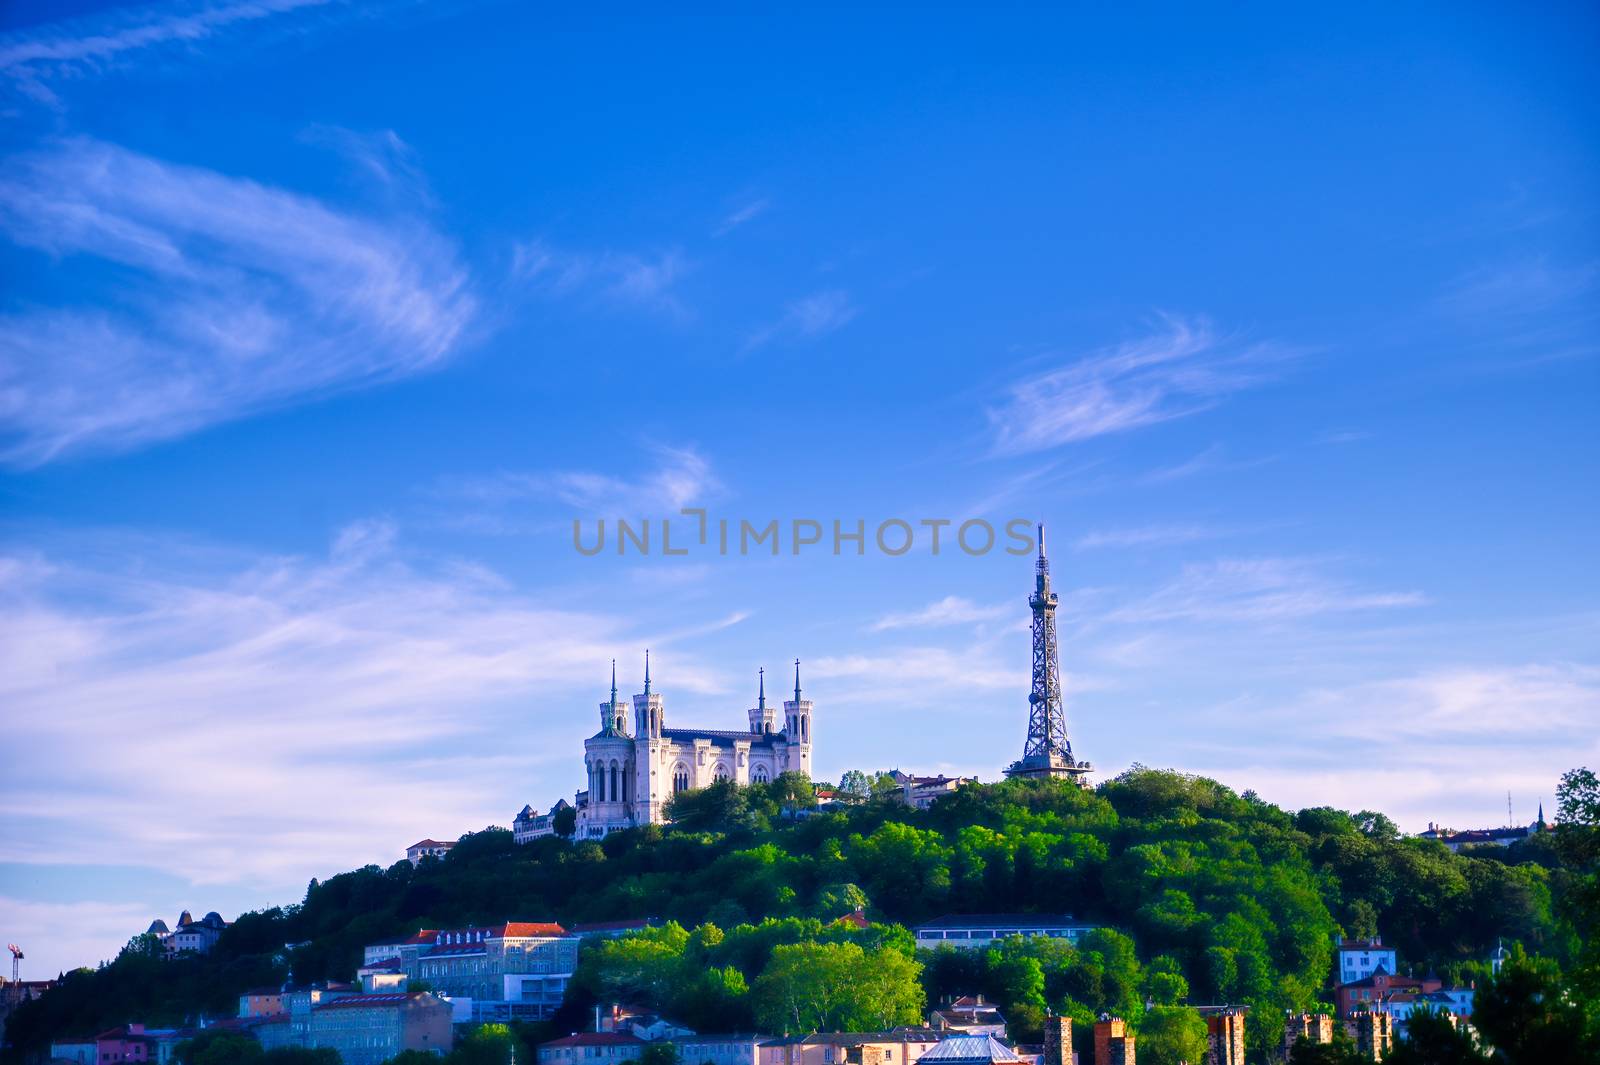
[5,768,1594,1065]
[1470,948,1600,1064]
[180,1033,262,1065]
[1383,1008,1486,1065]
[262,1050,339,1065]
[750,941,922,1034]
[1135,1006,1207,1065]
[839,770,872,799]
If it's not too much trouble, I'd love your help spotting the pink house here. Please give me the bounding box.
[95,1024,151,1063]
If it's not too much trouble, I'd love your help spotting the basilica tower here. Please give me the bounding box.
[782,660,813,778]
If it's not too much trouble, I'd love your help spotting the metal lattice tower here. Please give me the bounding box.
[1005,525,1091,783]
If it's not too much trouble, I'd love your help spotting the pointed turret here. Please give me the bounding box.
[749,667,776,734]
[598,658,629,735]
[634,649,663,738]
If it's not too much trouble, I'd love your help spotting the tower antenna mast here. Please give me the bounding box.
[1004,524,1091,784]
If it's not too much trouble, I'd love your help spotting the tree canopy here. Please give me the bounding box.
[3,767,1594,1063]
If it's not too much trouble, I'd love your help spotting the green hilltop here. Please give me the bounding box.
[5,767,1597,1064]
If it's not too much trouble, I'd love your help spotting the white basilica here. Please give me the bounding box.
[569,654,814,839]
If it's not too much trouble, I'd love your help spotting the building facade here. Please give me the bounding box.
[572,656,814,840]
[1334,939,1397,986]
[674,1034,770,1065]
[1347,1012,1393,1061]
[143,911,228,957]
[514,800,572,843]
[758,1029,944,1065]
[239,989,286,1018]
[889,771,977,811]
[406,840,456,865]
[366,922,578,1023]
[539,1032,647,1065]
[912,915,1097,951]
[308,992,452,1065]
[1282,1014,1333,1057]
[1202,1008,1246,1065]
[1092,1018,1134,1065]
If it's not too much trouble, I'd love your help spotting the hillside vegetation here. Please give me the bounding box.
[5,768,1596,1064]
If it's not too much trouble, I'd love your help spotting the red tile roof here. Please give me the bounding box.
[500,921,567,937]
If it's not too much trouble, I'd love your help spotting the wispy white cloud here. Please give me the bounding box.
[300,124,433,204]
[745,289,857,350]
[1141,443,1275,483]
[1438,258,1597,318]
[0,137,476,466]
[0,524,737,892]
[1106,557,1425,625]
[1434,257,1599,367]
[870,595,1010,632]
[988,316,1288,456]
[1185,662,1600,830]
[0,897,156,974]
[512,240,690,318]
[1073,523,1224,550]
[0,0,344,102]
[713,197,770,237]
[442,445,723,518]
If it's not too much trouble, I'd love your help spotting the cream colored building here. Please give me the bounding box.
[575,657,814,839]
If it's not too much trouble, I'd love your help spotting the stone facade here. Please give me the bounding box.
[1094,1018,1134,1065]
[574,658,813,839]
[1282,1013,1333,1057]
[1204,1009,1246,1065]
[1348,1011,1393,1061]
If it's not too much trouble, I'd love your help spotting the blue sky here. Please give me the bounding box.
[1,0,1597,978]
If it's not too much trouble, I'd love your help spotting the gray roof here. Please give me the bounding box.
[661,727,787,747]
[918,1036,1021,1063]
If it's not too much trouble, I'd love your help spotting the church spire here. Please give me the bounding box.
[644,649,651,695]
[794,658,802,703]
[758,666,766,709]
[610,658,617,703]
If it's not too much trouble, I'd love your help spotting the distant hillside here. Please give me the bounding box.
[4,768,1595,1063]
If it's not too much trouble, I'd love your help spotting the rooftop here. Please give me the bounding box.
[915,914,1080,930]
[919,1036,1021,1063]
[760,1029,944,1047]
[543,1032,647,1048]
[313,993,432,1011]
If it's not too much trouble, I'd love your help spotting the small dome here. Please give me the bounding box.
[204,911,225,927]
[147,919,170,934]
[177,910,194,926]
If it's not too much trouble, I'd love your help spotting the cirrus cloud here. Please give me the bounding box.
[0,137,478,466]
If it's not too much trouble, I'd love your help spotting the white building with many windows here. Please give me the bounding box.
[571,655,814,840]
[912,914,1099,950]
